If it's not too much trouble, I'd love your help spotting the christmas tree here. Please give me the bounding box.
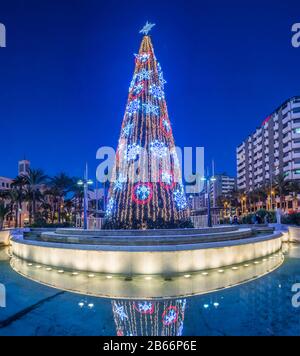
[105,26,191,230]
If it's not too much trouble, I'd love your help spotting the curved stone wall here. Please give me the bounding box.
[11,230,283,275]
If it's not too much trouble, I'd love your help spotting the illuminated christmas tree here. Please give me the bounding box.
[105,24,191,230]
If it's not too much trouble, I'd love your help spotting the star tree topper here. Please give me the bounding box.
[139,22,156,35]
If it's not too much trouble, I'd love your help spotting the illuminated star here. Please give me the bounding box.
[139,22,156,36]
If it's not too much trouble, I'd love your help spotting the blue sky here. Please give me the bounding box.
[0,0,299,180]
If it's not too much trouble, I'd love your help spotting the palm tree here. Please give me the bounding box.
[288,180,300,211]
[23,169,48,224]
[274,174,290,210]
[49,173,73,223]
[0,202,10,230]
[11,175,27,227]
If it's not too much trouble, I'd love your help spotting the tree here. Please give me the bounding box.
[23,169,48,223]
[11,175,27,227]
[274,174,290,210]
[49,173,73,223]
[288,180,300,211]
[105,34,191,229]
[0,202,10,230]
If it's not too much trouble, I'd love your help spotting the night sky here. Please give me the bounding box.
[0,0,299,180]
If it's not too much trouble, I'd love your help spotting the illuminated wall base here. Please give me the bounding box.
[11,231,282,275]
[0,230,10,246]
[289,226,300,242]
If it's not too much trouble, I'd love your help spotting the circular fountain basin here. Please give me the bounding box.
[10,250,284,300]
[11,227,283,275]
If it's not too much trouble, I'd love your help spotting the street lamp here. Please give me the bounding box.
[77,164,93,230]
[201,176,216,228]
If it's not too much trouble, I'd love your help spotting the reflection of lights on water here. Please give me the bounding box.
[218,270,224,273]
[232,267,238,270]
[244,264,249,267]
[203,304,209,309]
[213,303,220,308]
[88,303,94,309]
[202,272,208,276]
[184,274,191,279]
[72,272,79,276]
[27,263,33,266]
[58,270,64,274]
[78,302,84,308]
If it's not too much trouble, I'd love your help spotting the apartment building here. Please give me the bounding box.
[237,96,300,192]
[210,174,236,205]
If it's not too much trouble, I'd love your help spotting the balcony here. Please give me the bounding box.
[283,164,292,172]
[292,141,300,150]
[292,130,300,140]
[283,133,292,144]
[283,143,292,153]
[283,153,292,163]
[282,125,291,135]
[292,121,300,130]
[283,113,292,125]
[293,151,300,160]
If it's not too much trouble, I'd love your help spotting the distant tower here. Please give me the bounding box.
[18,159,30,176]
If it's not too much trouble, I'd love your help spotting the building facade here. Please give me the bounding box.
[210,174,236,206]
[237,96,300,192]
[0,160,31,227]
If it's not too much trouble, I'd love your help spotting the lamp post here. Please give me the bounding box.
[201,176,217,228]
[77,164,93,230]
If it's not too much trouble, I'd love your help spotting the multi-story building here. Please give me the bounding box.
[0,160,31,227]
[0,176,12,191]
[237,96,300,192]
[210,174,236,206]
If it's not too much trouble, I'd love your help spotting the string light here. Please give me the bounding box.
[125,143,141,161]
[126,99,140,116]
[150,140,168,158]
[132,183,153,205]
[121,123,134,138]
[137,68,152,81]
[105,35,190,229]
[143,102,160,116]
[149,84,165,100]
[105,198,115,217]
[174,187,188,210]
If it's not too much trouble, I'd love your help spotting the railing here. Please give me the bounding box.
[75,215,220,230]
[76,217,105,230]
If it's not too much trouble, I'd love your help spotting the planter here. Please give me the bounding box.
[288,226,300,242]
[0,230,11,246]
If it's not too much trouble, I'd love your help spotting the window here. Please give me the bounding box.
[293,108,300,114]
[294,139,300,144]
[294,158,300,164]
[294,118,300,124]
[295,128,300,134]
[295,170,300,175]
